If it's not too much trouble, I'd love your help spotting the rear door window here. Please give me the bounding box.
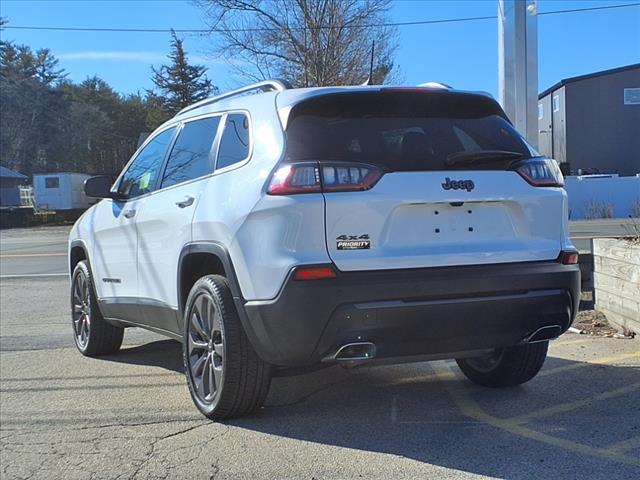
[161,116,221,188]
[285,91,534,171]
[216,113,250,170]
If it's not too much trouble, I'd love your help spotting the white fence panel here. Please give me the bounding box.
[564,175,640,220]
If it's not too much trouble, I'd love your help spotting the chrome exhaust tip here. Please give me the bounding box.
[332,342,377,361]
[524,325,562,343]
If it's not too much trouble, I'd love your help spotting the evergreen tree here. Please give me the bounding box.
[1,42,66,85]
[143,91,172,130]
[0,41,66,173]
[33,49,66,85]
[0,43,37,80]
[151,31,214,114]
[0,34,194,176]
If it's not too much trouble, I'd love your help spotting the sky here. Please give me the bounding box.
[1,0,639,98]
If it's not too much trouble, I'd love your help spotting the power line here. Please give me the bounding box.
[538,2,640,16]
[2,2,639,34]
[2,15,496,33]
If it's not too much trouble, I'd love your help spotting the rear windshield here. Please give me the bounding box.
[285,91,534,171]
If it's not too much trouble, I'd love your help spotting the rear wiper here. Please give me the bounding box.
[445,150,525,166]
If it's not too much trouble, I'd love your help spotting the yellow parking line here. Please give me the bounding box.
[550,338,593,348]
[378,370,454,388]
[538,352,640,377]
[507,382,640,424]
[603,436,640,454]
[433,364,640,467]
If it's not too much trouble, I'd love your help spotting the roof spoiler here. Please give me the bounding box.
[177,79,292,116]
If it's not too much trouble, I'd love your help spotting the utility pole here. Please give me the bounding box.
[498,0,538,148]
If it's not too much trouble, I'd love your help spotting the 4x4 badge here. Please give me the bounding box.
[442,177,475,192]
[336,234,370,250]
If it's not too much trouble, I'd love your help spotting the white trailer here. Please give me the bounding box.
[33,173,96,211]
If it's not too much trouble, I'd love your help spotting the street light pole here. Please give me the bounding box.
[498,0,538,148]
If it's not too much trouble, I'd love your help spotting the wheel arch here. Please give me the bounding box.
[69,239,90,274]
[178,243,244,316]
[177,243,270,363]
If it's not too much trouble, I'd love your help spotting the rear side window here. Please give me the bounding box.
[285,92,533,171]
[217,113,250,169]
[161,116,221,188]
[118,127,175,198]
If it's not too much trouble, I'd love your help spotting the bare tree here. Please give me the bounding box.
[197,0,398,86]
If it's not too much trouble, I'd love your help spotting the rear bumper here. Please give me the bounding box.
[239,261,580,367]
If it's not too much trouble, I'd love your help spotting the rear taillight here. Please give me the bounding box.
[267,162,383,195]
[559,250,579,265]
[266,163,321,195]
[515,158,564,187]
[321,163,383,192]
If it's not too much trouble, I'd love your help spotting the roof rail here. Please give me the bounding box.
[177,79,292,116]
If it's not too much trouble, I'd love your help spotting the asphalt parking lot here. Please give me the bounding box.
[1,226,639,479]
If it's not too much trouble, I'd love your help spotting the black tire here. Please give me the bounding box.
[182,275,271,420]
[456,341,549,387]
[70,260,124,356]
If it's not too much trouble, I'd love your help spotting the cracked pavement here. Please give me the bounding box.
[1,227,639,479]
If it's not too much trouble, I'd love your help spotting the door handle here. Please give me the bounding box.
[176,196,195,208]
[123,209,136,219]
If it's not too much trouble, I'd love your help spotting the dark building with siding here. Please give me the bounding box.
[538,64,640,175]
[0,166,27,207]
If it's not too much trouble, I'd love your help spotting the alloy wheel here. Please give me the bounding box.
[465,348,505,373]
[72,272,90,348]
[187,293,225,404]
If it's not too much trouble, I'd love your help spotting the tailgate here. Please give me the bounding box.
[324,170,565,271]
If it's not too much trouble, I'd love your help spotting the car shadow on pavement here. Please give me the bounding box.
[98,339,639,479]
[233,353,640,479]
[103,339,184,373]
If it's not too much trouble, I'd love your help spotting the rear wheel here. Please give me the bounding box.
[456,341,548,387]
[182,275,271,419]
[70,261,124,356]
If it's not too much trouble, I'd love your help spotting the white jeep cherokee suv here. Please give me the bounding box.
[68,80,580,419]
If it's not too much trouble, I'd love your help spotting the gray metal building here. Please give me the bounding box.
[538,64,640,175]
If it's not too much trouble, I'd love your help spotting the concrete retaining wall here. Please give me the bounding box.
[593,238,640,334]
